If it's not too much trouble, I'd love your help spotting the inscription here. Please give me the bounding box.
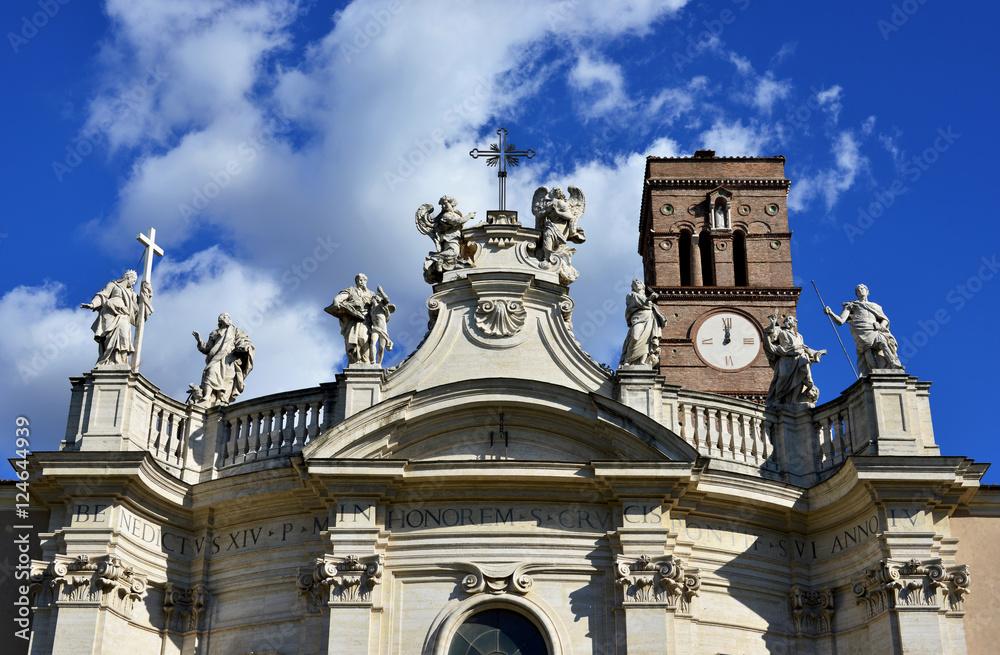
[672,513,881,562]
[386,504,613,532]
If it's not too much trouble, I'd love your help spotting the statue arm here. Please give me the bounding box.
[824,305,850,325]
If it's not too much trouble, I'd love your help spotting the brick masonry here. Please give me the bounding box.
[639,152,801,399]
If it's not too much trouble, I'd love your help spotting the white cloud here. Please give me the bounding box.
[752,72,792,114]
[698,118,774,156]
[569,52,630,121]
[788,131,867,212]
[646,76,709,124]
[815,85,844,123]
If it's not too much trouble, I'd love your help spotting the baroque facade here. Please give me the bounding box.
[17,153,999,654]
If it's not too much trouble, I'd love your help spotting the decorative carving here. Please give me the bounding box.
[614,555,701,612]
[658,239,673,250]
[763,314,826,409]
[559,298,575,332]
[416,196,476,284]
[789,585,834,635]
[852,559,970,619]
[460,563,533,596]
[738,204,751,216]
[715,241,728,251]
[659,203,673,215]
[824,284,904,376]
[475,299,527,338]
[770,240,782,249]
[531,185,586,285]
[297,555,383,610]
[618,280,666,368]
[29,554,147,618]
[766,203,779,215]
[325,275,395,366]
[189,313,254,407]
[163,582,210,633]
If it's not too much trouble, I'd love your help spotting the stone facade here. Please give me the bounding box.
[15,160,999,655]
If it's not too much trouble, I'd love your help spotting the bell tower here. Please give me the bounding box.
[639,150,800,401]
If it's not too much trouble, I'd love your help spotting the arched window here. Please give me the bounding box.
[699,229,715,286]
[678,229,692,286]
[733,230,748,287]
[448,608,548,655]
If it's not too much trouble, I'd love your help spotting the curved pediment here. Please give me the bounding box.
[303,379,697,463]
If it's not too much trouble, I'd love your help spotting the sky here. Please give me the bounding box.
[2,0,998,483]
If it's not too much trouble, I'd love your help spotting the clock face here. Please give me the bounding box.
[694,312,762,371]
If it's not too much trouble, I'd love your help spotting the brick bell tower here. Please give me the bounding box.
[639,150,800,401]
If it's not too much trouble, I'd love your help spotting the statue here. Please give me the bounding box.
[325,274,394,366]
[531,185,586,284]
[367,286,395,365]
[415,196,476,284]
[824,284,903,376]
[190,313,254,407]
[618,280,666,367]
[81,270,153,367]
[763,314,826,408]
[713,199,730,229]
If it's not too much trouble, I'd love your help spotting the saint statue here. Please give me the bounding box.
[763,314,826,408]
[618,280,666,367]
[415,196,476,284]
[190,313,254,407]
[824,284,903,376]
[530,185,586,285]
[325,274,394,366]
[81,270,153,367]
[531,186,586,258]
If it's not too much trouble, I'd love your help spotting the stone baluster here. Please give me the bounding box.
[282,406,295,449]
[297,404,309,446]
[233,417,246,464]
[308,400,322,442]
[738,414,749,462]
[693,405,705,452]
[245,412,260,461]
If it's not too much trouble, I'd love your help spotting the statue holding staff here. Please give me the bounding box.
[81,270,153,367]
[824,284,903,376]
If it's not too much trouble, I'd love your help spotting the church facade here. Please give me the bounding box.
[17,153,999,654]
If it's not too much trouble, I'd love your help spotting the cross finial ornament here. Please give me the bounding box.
[131,227,164,373]
[470,128,535,211]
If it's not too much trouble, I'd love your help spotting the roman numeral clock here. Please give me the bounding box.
[638,150,799,401]
[694,312,762,371]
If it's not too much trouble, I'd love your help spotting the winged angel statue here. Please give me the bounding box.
[531,186,586,285]
[415,195,477,284]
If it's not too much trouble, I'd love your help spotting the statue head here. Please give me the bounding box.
[439,196,456,209]
[218,313,232,327]
[355,273,368,289]
[782,316,798,331]
[631,279,644,293]
[121,270,138,285]
[855,284,869,300]
[551,188,566,200]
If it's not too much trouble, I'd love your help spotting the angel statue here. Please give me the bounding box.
[531,186,586,285]
[415,195,476,284]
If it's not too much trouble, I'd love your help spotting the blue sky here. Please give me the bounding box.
[2,0,997,482]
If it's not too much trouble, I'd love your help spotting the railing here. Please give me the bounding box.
[811,395,856,473]
[673,390,777,470]
[215,388,329,468]
[145,393,193,474]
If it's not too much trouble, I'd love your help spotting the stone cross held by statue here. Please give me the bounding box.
[469,127,535,211]
[132,227,164,373]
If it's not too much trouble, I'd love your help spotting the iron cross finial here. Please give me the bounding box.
[469,127,535,211]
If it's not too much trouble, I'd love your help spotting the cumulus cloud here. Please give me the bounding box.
[753,72,793,114]
[698,118,774,156]
[569,52,632,121]
[788,131,867,212]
